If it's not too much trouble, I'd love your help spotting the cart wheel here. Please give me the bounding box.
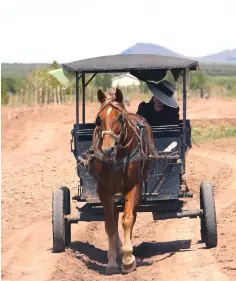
[200,183,217,248]
[52,187,71,253]
[60,186,71,246]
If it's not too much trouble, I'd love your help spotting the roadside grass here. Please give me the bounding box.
[192,124,236,143]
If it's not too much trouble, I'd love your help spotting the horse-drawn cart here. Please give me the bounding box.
[52,54,217,273]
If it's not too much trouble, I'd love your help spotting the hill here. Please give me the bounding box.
[2,43,236,79]
[121,42,184,57]
[121,42,236,64]
[199,49,236,63]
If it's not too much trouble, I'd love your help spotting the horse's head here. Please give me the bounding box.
[95,88,127,158]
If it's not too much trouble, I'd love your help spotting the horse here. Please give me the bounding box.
[88,88,157,274]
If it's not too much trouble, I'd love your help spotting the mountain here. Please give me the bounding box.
[2,44,236,79]
[121,43,236,64]
[199,49,236,63]
[121,43,184,58]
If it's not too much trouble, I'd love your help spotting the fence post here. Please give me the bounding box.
[48,85,52,105]
[19,88,24,109]
[69,87,72,104]
[15,90,19,108]
[53,88,57,106]
[63,87,66,104]
[36,87,39,105]
[56,85,61,106]
[60,86,64,105]
[8,93,13,119]
[39,87,43,107]
[33,86,38,114]
[44,84,48,109]
[26,84,30,108]
[18,89,22,108]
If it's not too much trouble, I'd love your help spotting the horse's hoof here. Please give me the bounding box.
[122,258,137,274]
[105,265,120,275]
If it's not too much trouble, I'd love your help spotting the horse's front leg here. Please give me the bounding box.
[99,193,120,275]
[121,184,140,273]
[114,202,123,259]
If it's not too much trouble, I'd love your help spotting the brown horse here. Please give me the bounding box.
[89,88,157,274]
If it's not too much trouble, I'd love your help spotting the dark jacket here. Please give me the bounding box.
[136,97,180,126]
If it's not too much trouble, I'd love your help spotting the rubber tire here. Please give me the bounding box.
[60,186,71,246]
[52,189,65,253]
[200,183,218,248]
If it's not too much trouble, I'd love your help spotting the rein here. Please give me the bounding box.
[112,121,146,170]
[92,100,147,169]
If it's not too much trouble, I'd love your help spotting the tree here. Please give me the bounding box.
[198,69,207,89]
[102,74,112,90]
[1,77,9,104]
[190,69,207,91]
[50,61,60,88]
[28,67,51,88]
[139,81,149,94]
[166,70,177,84]
[93,74,112,90]
[28,61,61,89]
[4,77,26,93]
[51,60,60,69]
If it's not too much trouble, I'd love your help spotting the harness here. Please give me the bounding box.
[82,99,157,172]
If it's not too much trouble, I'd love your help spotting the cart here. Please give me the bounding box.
[52,54,217,253]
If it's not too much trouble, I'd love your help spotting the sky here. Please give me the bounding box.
[1,0,236,63]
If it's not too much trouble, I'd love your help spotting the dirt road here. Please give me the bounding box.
[1,98,236,281]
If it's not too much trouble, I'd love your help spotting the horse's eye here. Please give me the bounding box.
[118,114,124,123]
[95,116,101,126]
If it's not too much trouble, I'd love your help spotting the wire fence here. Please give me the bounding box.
[4,83,210,121]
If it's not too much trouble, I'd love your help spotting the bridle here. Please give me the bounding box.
[101,126,127,147]
[95,99,139,162]
[83,98,155,173]
[96,100,128,147]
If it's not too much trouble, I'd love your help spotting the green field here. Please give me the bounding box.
[192,121,236,143]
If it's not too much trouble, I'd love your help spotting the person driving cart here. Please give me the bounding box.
[137,79,190,192]
[136,80,180,126]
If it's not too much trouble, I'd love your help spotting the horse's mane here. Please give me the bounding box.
[106,89,116,101]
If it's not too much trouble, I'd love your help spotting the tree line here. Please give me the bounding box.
[1,61,113,105]
[2,61,236,105]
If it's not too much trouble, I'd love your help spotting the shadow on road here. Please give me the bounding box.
[70,239,192,275]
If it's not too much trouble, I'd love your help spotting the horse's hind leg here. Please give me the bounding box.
[100,194,120,275]
[121,184,140,273]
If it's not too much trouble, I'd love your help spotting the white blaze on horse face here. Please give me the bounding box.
[107,107,112,116]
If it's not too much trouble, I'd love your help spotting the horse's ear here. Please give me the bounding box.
[115,88,123,103]
[97,89,106,103]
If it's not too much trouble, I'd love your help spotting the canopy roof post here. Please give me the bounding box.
[82,73,86,124]
[182,68,187,172]
[75,72,80,125]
